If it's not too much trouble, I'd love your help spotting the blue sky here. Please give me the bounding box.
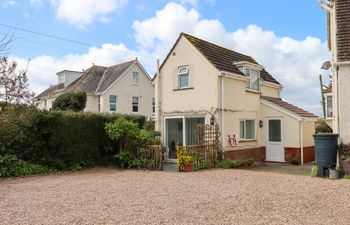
[0,0,329,115]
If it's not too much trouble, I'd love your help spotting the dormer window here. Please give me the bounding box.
[178,66,189,88]
[58,74,65,83]
[245,68,260,91]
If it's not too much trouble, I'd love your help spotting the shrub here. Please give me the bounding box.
[105,117,153,151]
[114,151,141,169]
[218,159,255,169]
[0,154,56,178]
[0,107,147,170]
[52,92,87,111]
[315,119,332,133]
[339,143,350,161]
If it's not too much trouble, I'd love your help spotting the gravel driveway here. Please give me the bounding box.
[1,168,350,225]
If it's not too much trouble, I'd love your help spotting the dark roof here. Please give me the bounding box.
[64,65,107,94]
[336,0,350,62]
[155,33,280,84]
[261,96,318,118]
[35,83,64,100]
[96,60,136,93]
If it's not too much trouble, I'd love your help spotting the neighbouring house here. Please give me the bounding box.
[154,33,318,164]
[34,59,155,118]
[319,0,350,143]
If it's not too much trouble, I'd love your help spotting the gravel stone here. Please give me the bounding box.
[0,168,349,225]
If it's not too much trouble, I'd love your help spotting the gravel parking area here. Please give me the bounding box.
[1,168,350,225]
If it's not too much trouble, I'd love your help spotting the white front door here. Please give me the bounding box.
[266,118,284,162]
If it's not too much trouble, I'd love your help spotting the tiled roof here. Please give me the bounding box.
[96,60,135,93]
[336,0,350,61]
[182,33,280,85]
[64,65,107,94]
[261,96,318,118]
[35,83,64,100]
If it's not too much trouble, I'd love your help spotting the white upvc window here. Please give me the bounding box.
[109,95,117,112]
[240,119,256,140]
[97,96,101,112]
[132,96,139,112]
[178,66,189,89]
[132,72,139,84]
[326,95,333,118]
[245,68,260,91]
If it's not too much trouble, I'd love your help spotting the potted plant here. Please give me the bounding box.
[177,148,193,172]
[339,143,350,175]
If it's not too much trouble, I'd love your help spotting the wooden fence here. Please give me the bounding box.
[138,145,163,170]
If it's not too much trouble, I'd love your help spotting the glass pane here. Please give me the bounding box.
[185,118,205,146]
[240,121,245,138]
[110,104,116,112]
[133,105,138,112]
[180,75,188,88]
[178,66,188,74]
[327,96,333,117]
[166,118,183,159]
[250,69,260,91]
[269,120,281,142]
[132,72,139,83]
[246,120,255,139]
[109,95,116,103]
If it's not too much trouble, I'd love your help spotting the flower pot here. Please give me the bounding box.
[184,163,193,172]
[342,160,350,175]
[329,169,339,180]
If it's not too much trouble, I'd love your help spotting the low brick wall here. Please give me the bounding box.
[285,146,315,164]
[224,147,266,162]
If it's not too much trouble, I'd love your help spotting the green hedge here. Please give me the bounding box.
[52,92,87,111]
[0,107,146,170]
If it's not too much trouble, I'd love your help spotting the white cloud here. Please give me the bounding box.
[30,0,129,28]
[2,0,18,8]
[132,2,329,115]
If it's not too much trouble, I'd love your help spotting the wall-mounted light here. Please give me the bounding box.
[259,120,263,128]
[210,115,215,125]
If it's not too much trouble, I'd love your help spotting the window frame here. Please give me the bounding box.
[245,67,261,92]
[178,65,189,89]
[132,72,140,85]
[109,95,117,112]
[132,96,139,113]
[325,94,333,118]
[97,96,101,112]
[239,119,256,140]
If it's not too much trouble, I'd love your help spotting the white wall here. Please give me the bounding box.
[101,62,154,118]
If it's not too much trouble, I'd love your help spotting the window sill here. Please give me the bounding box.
[245,89,261,94]
[131,83,140,86]
[173,87,194,91]
[238,139,257,143]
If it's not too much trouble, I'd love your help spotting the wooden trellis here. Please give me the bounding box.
[178,124,222,168]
